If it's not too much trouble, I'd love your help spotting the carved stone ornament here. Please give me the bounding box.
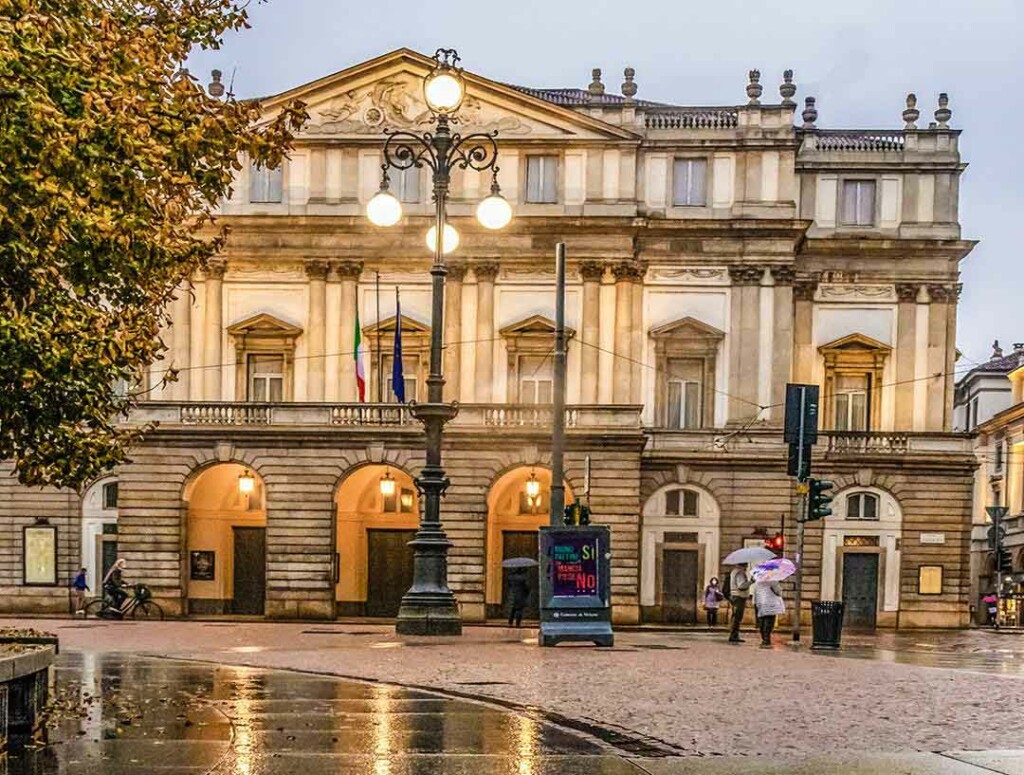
[474,261,500,281]
[728,265,763,286]
[304,259,330,281]
[446,260,467,282]
[205,259,227,280]
[770,266,796,285]
[306,76,531,136]
[927,283,958,303]
[650,267,728,283]
[331,260,364,280]
[817,284,896,302]
[577,260,606,282]
[612,260,645,282]
[793,279,817,301]
[895,283,919,303]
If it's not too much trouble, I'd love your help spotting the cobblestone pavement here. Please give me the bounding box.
[8,619,1024,773]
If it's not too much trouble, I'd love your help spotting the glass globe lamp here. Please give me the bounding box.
[366,187,402,227]
[476,192,512,230]
[423,69,464,114]
[425,223,460,254]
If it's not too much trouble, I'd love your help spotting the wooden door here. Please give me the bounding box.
[231,527,266,615]
[662,549,699,623]
[500,531,540,620]
[366,529,416,618]
[842,552,879,630]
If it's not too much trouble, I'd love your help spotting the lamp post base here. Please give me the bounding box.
[395,527,462,636]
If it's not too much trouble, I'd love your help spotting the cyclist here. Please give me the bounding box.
[102,559,130,614]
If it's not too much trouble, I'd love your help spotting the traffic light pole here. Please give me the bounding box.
[549,243,567,528]
[793,490,808,643]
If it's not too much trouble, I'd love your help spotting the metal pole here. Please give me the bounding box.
[375,271,383,404]
[793,387,807,643]
[395,113,460,636]
[549,243,567,527]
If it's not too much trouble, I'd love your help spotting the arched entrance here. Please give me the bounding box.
[184,464,267,616]
[485,467,574,621]
[81,477,119,592]
[821,486,902,629]
[335,465,420,618]
[640,483,721,624]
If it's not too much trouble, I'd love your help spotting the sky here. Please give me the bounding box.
[188,0,1023,369]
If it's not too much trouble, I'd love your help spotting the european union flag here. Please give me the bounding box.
[392,288,405,403]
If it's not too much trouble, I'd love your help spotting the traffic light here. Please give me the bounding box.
[996,547,1012,573]
[563,502,591,526]
[806,478,835,522]
[765,532,785,554]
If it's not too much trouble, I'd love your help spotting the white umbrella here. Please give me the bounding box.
[723,546,776,566]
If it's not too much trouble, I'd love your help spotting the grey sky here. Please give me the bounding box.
[189,0,1023,369]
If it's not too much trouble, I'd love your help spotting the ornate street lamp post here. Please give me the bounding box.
[367,49,512,635]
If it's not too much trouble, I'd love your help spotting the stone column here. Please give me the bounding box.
[769,267,795,421]
[202,260,225,401]
[925,284,953,429]
[727,265,764,423]
[792,278,817,384]
[336,261,362,402]
[631,262,647,404]
[894,283,918,430]
[305,260,329,402]
[474,262,499,403]
[945,283,961,430]
[579,261,604,404]
[612,261,639,404]
[444,261,466,402]
[171,280,192,400]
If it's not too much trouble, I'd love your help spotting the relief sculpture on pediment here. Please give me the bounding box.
[306,76,531,136]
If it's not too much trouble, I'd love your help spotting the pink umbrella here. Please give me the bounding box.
[982,595,998,604]
[751,557,797,583]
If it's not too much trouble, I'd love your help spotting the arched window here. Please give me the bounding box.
[846,492,879,520]
[665,488,699,517]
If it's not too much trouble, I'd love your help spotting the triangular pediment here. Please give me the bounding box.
[258,49,639,142]
[500,314,576,338]
[649,316,724,340]
[227,312,303,337]
[363,313,429,336]
[819,333,892,353]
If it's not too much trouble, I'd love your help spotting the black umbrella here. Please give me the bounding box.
[501,557,539,569]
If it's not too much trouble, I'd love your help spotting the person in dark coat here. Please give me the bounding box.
[507,569,530,627]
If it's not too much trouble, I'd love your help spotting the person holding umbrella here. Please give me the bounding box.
[750,557,796,648]
[502,557,537,628]
[722,546,776,643]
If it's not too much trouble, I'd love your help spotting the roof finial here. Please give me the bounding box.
[208,69,225,98]
[588,68,605,97]
[746,69,762,105]
[801,96,818,129]
[935,93,952,128]
[779,70,796,106]
[621,67,637,103]
[902,93,919,129]
[993,340,1003,359]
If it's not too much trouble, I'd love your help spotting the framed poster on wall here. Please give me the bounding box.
[190,550,215,581]
[23,525,58,585]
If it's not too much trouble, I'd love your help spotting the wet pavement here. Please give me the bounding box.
[10,653,635,775]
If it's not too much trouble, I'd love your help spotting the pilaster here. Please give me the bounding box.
[305,260,329,402]
[578,261,604,404]
[894,283,918,430]
[727,265,764,423]
[335,260,363,402]
[444,261,466,402]
[612,261,641,403]
[769,266,795,421]
[474,262,499,403]
[792,277,817,385]
[203,260,225,401]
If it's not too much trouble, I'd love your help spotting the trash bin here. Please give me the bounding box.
[811,600,844,649]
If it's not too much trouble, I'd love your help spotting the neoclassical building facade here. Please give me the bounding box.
[1,50,976,628]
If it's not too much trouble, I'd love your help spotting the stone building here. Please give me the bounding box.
[1,49,976,628]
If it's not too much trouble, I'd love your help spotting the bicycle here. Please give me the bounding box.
[83,583,165,620]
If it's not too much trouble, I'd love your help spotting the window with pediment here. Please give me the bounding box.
[363,315,430,404]
[500,315,576,404]
[227,314,303,402]
[819,333,891,431]
[649,317,723,429]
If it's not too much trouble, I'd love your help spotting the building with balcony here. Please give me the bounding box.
[0,50,976,628]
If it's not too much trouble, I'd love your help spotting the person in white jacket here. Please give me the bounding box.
[753,580,785,648]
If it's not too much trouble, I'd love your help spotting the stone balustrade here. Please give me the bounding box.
[645,108,740,130]
[132,402,642,431]
[645,428,973,456]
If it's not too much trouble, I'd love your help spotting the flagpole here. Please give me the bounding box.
[375,270,382,405]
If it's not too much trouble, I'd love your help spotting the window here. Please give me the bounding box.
[970,397,980,430]
[667,380,701,430]
[672,159,707,206]
[918,565,943,595]
[519,355,553,405]
[846,492,879,520]
[23,525,57,585]
[393,166,421,203]
[247,354,284,402]
[102,482,119,509]
[249,164,283,204]
[384,356,419,403]
[665,488,699,517]
[834,374,869,431]
[840,180,876,226]
[526,156,558,203]
[995,441,1004,472]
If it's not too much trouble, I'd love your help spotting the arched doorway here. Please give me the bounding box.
[485,467,574,621]
[184,464,267,616]
[640,483,721,624]
[820,486,902,629]
[335,465,420,618]
[81,477,119,593]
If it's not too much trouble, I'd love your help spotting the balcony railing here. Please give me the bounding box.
[824,431,909,454]
[131,402,641,431]
[806,130,905,153]
[645,427,974,456]
[645,108,739,130]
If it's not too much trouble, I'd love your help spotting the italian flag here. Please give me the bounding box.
[354,301,367,401]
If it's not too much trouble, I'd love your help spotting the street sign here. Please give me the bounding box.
[784,384,820,445]
[988,523,1007,549]
[987,506,1009,522]
[787,442,811,479]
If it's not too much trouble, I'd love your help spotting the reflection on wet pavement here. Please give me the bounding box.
[6,653,636,775]
[818,631,1024,675]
